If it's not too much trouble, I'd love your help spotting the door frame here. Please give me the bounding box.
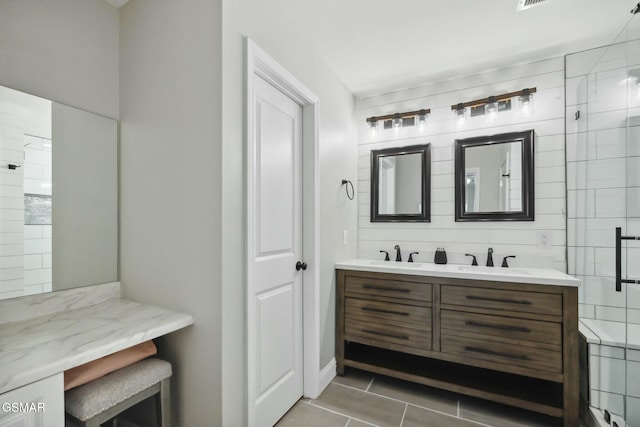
[245,38,321,426]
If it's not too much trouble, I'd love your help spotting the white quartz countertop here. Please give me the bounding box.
[0,298,193,394]
[336,258,580,287]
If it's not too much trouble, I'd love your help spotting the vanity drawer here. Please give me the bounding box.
[441,310,561,346]
[346,297,431,326]
[441,286,562,316]
[441,333,562,374]
[346,276,432,302]
[345,317,431,351]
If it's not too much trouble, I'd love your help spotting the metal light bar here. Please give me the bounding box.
[450,88,537,110]
[366,108,431,123]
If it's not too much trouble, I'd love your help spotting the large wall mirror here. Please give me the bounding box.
[0,84,118,301]
[371,143,431,222]
[454,130,534,221]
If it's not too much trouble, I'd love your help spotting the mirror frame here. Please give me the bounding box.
[454,130,534,222]
[370,143,431,222]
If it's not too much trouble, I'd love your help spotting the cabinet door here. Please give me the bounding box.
[0,374,64,427]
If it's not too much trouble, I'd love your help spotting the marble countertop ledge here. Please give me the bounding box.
[0,296,193,394]
[336,258,580,287]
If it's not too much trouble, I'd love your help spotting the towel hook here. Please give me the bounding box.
[341,180,354,200]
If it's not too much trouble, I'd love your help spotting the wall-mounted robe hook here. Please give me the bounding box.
[341,179,354,200]
[8,164,21,170]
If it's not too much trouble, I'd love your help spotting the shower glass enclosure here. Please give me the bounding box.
[567,13,640,426]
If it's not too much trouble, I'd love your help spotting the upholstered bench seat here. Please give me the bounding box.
[65,358,171,426]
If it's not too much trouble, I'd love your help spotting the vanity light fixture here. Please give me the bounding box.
[485,96,498,123]
[518,88,534,118]
[416,109,428,133]
[366,108,431,137]
[451,87,537,124]
[454,103,467,130]
[369,117,379,138]
[392,113,402,136]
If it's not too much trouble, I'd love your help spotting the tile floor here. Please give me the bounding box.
[276,368,582,427]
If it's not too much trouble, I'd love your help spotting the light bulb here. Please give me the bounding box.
[392,113,402,136]
[485,96,498,123]
[369,118,378,139]
[454,104,466,130]
[416,110,428,133]
[518,89,534,118]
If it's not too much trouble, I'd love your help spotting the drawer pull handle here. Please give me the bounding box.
[466,295,532,305]
[465,346,530,361]
[362,284,410,293]
[465,320,531,333]
[361,329,409,340]
[362,306,409,316]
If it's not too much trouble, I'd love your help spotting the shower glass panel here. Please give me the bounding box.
[568,14,640,426]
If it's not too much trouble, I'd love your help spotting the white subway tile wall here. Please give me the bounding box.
[0,93,52,300]
[23,135,52,295]
[0,101,25,299]
[356,57,566,270]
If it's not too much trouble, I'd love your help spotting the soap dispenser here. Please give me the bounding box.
[434,248,447,264]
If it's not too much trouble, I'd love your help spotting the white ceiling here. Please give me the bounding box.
[271,0,637,98]
[105,0,637,98]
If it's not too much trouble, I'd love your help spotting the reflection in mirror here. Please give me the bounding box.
[371,144,430,222]
[0,85,118,300]
[455,130,534,221]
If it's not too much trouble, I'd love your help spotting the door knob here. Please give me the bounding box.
[296,261,307,271]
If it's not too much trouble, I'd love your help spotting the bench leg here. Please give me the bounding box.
[160,377,171,427]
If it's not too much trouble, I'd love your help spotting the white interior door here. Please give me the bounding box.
[250,75,303,427]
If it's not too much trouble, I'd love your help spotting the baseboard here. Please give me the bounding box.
[318,358,336,394]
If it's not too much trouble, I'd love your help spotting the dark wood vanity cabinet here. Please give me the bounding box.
[336,269,578,427]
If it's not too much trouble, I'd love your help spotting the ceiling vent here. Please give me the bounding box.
[517,0,550,11]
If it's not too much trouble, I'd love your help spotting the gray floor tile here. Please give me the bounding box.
[402,404,481,427]
[368,375,458,416]
[459,397,562,427]
[345,419,376,427]
[333,368,375,390]
[311,383,406,427]
[275,401,349,427]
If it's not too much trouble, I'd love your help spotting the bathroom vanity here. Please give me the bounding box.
[335,260,579,427]
[0,282,193,426]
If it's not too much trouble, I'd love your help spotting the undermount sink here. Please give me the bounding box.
[456,265,529,275]
[368,260,422,267]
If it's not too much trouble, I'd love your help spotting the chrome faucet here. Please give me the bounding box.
[486,247,494,267]
[394,245,402,262]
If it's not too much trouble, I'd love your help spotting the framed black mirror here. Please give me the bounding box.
[455,130,534,221]
[371,143,430,222]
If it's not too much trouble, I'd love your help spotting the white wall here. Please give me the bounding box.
[357,58,567,271]
[119,0,223,425]
[0,0,119,119]
[221,1,358,425]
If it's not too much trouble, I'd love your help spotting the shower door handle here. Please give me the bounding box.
[617,227,622,292]
[615,227,640,292]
